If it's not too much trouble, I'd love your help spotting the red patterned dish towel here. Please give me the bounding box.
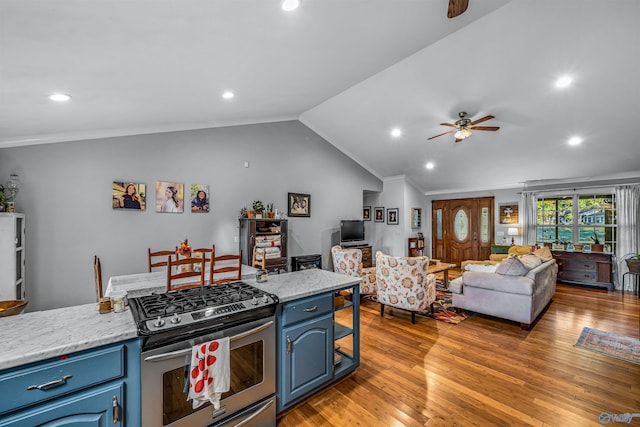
[187,337,230,409]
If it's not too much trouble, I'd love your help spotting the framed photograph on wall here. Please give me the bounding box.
[288,192,310,217]
[499,203,519,224]
[112,181,145,210]
[374,207,384,222]
[387,208,399,225]
[156,181,184,213]
[190,184,210,213]
[411,208,422,228]
[363,206,371,221]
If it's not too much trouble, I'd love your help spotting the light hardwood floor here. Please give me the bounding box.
[277,284,640,427]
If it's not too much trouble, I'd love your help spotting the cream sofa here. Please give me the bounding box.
[450,256,558,330]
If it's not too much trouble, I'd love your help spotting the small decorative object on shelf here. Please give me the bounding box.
[253,200,265,218]
[626,254,640,274]
[590,232,604,252]
[239,206,248,218]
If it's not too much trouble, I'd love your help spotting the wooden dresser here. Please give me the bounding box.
[552,251,613,291]
[344,244,372,268]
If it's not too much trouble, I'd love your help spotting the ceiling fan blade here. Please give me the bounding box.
[440,123,457,128]
[427,130,455,140]
[447,0,469,18]
[469,115,495,126]
[470,126,500,131]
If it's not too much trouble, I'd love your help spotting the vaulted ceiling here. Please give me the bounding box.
[2,0,639,194]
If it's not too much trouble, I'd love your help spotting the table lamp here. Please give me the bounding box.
[508,227,519,245]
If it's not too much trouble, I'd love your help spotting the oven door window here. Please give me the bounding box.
[162,341,264,426]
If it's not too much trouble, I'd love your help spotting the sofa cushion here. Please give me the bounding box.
[518,254,543,270]
[465,263,499,273]
[462,271,534,295]
[508,245,532,256]
[533,246,553,262]
[495,256,529,276]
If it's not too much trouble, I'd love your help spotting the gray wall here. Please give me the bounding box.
[0,120,382,311]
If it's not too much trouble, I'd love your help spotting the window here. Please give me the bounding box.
[536,193,616,249]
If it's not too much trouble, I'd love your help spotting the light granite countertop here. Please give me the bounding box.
[0,303,138,371]
[249,269,360,303]
[0,269,358,372]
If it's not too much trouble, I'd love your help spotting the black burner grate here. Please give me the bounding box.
[134,282,262,320]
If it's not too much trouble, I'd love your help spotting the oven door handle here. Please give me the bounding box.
[143,320,274,363]
[231,398,274,427]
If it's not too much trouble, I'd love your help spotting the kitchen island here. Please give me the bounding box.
[0,269,360,424]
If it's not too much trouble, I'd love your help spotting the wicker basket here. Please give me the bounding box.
[626,259,640,274]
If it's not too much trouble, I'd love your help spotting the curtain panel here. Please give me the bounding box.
[615,184,640,291]
[521,191,538,245]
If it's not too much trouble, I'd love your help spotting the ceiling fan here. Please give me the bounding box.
[427,112,500,143]
[447,0,469,18]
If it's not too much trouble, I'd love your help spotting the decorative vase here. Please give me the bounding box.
[591,244,604,253]
[247,211,255,219]
[255,213,263,219]
[268,212,275,218]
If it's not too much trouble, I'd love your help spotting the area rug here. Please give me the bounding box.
[575,327,640,365]
[363,284,473,325]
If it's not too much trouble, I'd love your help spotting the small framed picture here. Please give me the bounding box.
[499,203,519,225]
[156,181,184,213]
[112,181,146,210]
[387,208,399,225]
[411,208,422,228]
[374,207,384,222]
[363,206,371,221]
[190,184,209,213]
[288,192,310,217]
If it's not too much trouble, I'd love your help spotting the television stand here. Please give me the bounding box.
[342,243,372,268]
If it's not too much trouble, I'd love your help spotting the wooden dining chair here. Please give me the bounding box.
[93,255,103,302]
[148,248,177,272]
[166,252,206,291]
[210,249,243,285]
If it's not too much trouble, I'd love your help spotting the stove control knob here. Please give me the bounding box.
[170,314,181,324]
[262,294,269,304]
[251,296,258,306]
[153,316,165,328]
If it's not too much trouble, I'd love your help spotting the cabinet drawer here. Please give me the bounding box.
[557,259,597,272]
[281,293,333,326]
[558,269,597,283]
[0,344,125,415]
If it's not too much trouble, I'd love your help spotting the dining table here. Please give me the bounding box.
[105,264,259,298]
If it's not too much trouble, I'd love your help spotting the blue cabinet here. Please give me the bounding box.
[277,285,359,412]
[0,338,141,426]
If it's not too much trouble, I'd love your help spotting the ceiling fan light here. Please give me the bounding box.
[282,0,299,11]
[454,128,472,139]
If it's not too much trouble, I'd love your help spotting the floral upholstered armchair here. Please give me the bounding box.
[331,245,377,295]
[375,251,436,324]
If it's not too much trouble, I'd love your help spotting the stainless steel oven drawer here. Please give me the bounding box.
[0,344,125,415]
[281,293,333,326]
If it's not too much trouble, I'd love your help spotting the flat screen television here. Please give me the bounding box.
[340,220,365,244]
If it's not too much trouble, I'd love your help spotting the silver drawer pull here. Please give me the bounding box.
[303,306,318,312]
[27,375,73,391]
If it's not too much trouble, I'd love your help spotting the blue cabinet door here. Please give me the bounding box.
[0,382,123,427]
[279,313,333,408]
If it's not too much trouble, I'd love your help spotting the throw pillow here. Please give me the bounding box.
[495,256,529,276]
[533,246,553,262]
[518,254,543,270]
[465,264,499,273]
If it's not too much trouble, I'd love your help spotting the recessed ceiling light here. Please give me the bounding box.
[282,0,299,11]
[49,93,71,102]
[222,91,234,100]
[425,162,435,170]
[555,76,572,88]
[568,136,582,146]
[391,128,402,138]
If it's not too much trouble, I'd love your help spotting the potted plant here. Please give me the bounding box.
[590,232,604,253]
[253,200,265,218]
[626,253,640,274]
[239,206,248,219]
[266,202,275,218]
[0,191,5,212]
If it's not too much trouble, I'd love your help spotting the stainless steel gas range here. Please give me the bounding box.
[128,282,278,427]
